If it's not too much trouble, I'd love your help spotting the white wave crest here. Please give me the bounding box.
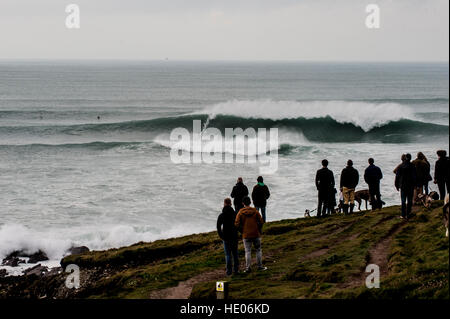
[193,99,417,132]
[154,129,308,155]
[0,222,208,275]
[0,224,72,262]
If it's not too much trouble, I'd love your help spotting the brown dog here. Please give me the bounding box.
[354,189,370,211]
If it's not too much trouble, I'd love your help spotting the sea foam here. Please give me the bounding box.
[193,99,417,132]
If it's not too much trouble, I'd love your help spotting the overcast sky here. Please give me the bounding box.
[0,0,448,61]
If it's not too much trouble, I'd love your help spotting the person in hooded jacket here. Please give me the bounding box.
[340,159,359,214]
[393,154,407,174]
[217,198,239,275]
[412,152,431,201]
[230,177,249,213]
[251,176,270,222]
[235,196,267,273]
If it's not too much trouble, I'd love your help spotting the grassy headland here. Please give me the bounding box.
[1,202,448,299]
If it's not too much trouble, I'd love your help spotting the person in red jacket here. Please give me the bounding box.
[235,196,267,273]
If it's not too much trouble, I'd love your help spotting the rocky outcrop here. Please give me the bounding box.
[68,246,90,256]
[2,250,49,265]
[2,257,25,267]
[27,251,49,264]
[24,264,48,277]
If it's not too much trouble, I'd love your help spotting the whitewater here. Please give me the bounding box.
[0,61,448,274]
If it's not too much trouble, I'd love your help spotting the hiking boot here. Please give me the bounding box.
[343,205,349,214]
[257,266,268,271]
[244,268,251,274]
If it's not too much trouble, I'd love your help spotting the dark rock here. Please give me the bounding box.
[2,257,25,267]
[2,251,22,266]
[4,250,22,259]
[0,269,7,278]
[43,267,62,277]
[3,250,48,264]
[68,246,90,255]
[24,264,48,277]
[27,251,49,264]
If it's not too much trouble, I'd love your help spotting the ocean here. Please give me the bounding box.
[0,61,448,273]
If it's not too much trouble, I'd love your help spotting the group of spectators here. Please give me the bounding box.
[315,158,383,216]
[316,150,449,220]
[216,150,449,275]
[217,177,270,275]
[394,150,449,219]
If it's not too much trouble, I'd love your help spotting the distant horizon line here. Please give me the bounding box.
[0,58,448,64]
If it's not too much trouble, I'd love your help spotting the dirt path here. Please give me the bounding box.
[366,205,421,277]
[149,250,278,299]
[340,220,405,289]
[298,248,329,262]
[299,220,361,263]
[149,269,225,299]
[150,210,414,297]
[367,223,403,276]
[313,220,357,242]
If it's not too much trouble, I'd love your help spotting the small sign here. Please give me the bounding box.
[216,281,225,292]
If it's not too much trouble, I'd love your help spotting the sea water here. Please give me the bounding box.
[0,61,448,271]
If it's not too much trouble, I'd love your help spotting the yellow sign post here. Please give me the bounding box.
[216,281,228,299]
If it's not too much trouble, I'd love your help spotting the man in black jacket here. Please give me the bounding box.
[434,150,449,200]
[230,177,249,213]
[395,153,417,219]
[340,160,359,214]
[364,158,383,210]
[315,159,335,217]
[217,198,239,276]
[251,176,270,222]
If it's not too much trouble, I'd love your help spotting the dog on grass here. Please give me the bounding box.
[416,191,440,209]
[354,189,370,211]
[354,189,385,211]
[304,209,311,218]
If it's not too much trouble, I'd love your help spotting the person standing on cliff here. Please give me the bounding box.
[230,177,249,214]
[434,150,449,200]
[412,152,431,201]
[217,198,239,276]
[395,153,417,220]
[235,196,267,273]
[315,159,335,217]
[251,176,270,222]
[364,158,383,210]
[340,160,359,214]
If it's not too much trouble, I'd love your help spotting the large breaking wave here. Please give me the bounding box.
[0,100,447,146]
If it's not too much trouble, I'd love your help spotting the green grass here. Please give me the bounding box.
[58,203,448,299]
